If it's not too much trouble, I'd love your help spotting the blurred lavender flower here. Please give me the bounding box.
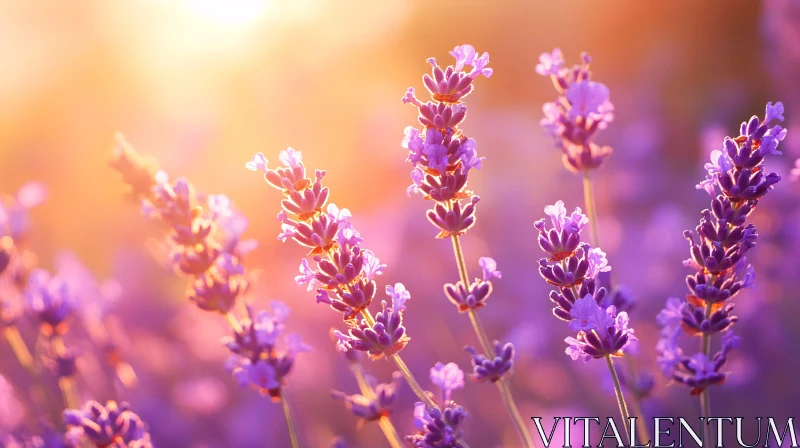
[791,157,800,181]
[536,49,614,173]
[0,182,48,243]
[332,372,402,424]
[407,363,469,448]
[63,400,151,447]
[430,362,464,404]
[224,302,310,400]
[658,103,787,394]
[111,136,251,315]
[535,201,636,361]
[24,269,74,336]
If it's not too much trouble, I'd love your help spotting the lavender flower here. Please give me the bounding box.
[225,302,310,400]
[658,103,786,394]
[401,45,491,238]
[429,362,464,404]
[332,372,402,423]
[536,49,614,173]
[63,400,151,447]
[334,284,411,359]
[535,201,636,361]
[406,363,469,447]
[465,341,515,382]
[24,269,74,336]
[246,150,404,341]
[443,257,500,311]
[111,138,251,315]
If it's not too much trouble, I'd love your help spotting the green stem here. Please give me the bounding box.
[582,169,600,247]
[624,356,651,445]
[700,302,713,447]
[582,169,649,443]
[605,355,631,440]
[451,234,535,448]
[224,312,243,333]
[281,393,300,448]
[351,365,403,448]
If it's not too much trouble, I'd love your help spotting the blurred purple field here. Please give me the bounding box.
[1,1,799,447]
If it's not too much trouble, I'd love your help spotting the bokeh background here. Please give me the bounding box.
[1,0,799,446]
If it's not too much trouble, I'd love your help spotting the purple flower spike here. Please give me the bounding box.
[535,48,566,76]
[537,50,614,173]
[332,372,402,423]
[407,402,469,448]
[658,104,787,394]
[465,341,515,383]
[430,362,465,404]
[24,269,74,335]
[225,303,309,401]
[535,201,588,261]
[63,400,152,447]
[335,286,412,359]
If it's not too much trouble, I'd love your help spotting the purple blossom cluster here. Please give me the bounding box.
[111,134,255,316]
[63,400,151,447]
[657,103,787,394]
[246,149,412,361]
[536,49,614,173]
[535,201,636,362]
[112,138,308,399]
[224,303,310,400]
[332,372,402,424]
[407,363,469,448]
[402,46,521,390]
[401,44,491,238]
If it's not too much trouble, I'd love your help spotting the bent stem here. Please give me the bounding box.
[605,355,631,440]
[351,364,403,448]
[451,234,535,448]
[281,393,300,448]
[582,169,600,247]
[700,302,713,448]
[359,309,438,411]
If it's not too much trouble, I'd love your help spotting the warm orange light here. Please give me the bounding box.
[182,0,268,27]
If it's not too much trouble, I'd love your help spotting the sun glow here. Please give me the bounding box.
[182,0,268,26]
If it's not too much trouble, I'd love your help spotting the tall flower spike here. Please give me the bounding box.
[402,46,490,238]
[535,201,636,361]
[658,103,786,394]
[537,49,614,173]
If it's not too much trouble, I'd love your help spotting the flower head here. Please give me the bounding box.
[430,362,464,404]
[63,400,151,447]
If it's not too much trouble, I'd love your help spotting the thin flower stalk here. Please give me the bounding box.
[656,102,787,447]
[401,44,535,448]
[245,149,439,412]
